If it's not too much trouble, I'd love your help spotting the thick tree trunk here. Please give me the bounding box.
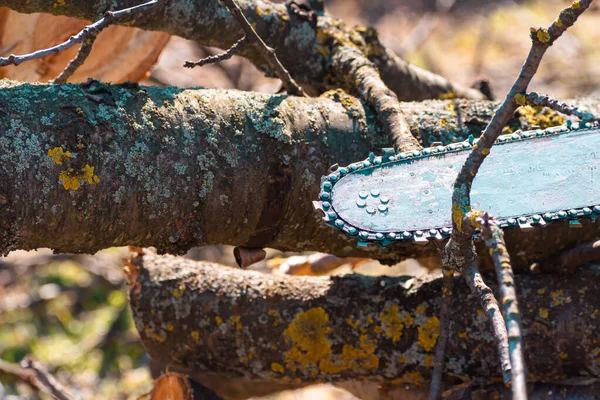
[1,80,599,268]
[0,0,485,101]
[128,252,600,394]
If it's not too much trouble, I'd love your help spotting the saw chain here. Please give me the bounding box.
[314,123,600,247]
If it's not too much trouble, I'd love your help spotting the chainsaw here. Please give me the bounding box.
[314,123,600,253]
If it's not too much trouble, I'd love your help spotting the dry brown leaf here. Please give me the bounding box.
[144,372,192,400]
[0,8,170,83]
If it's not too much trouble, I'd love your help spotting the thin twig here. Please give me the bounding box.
[219,0,305,96]
[463,262,511,383]
[53,31,101,84]
[428,265,454,400]
[185,36,248,68]
[21,357,76,400]
[479,214,526,400]
[0,0,163,68]
[0,358,39,391]
[515,91,596,122]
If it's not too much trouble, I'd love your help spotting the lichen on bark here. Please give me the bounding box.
[1,80,599,266]
[129,253,600,389]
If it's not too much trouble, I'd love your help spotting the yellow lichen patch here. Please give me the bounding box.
[346,316,360,329]
[215,316,223,325]
[536,29,551,43]
[144,328,165,343]
[537,287,547,295]
[191,331,200,344]
[391,377,404,384]
[57,164,100,191]
[403,371,424,386]
[59,170,80,191]
[81,164,100,184]
[271,362,284,373]
[416,306,427,314]
[418,317,440,352]
[53,0,65,8]
[519,105,565,129]
[399,355,407,363]
[167,324,174,331]
[283,307,332,370]
[48,147,72,165]
[550,290,572,306]
[555,18,563,28]
[467,210,484,231]
[380,305,412,342]
[572,0,581,9]
[458,331,468,339]
[514,93,528,106]
[538,308,549,319]
[444,102,457,117]
[172,284,186,299]
[559,352,568,359]
[438,92,457,100]
[424,355,433,367]
[482,148,490,155]
[319,334,379,374]
[268,309,284,326]
[452,203,470,231]
[231,315,243,331]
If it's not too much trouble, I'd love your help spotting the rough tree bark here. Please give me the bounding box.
[0,0,485,101]
[1,81,598,268]
[128,252,600,397]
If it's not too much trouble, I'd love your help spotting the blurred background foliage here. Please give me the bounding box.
[1,0,598,398]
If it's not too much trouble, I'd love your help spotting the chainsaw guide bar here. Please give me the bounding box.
[314,123,600,247]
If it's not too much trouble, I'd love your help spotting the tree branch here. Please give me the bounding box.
[427,264,453,400]
[463,263,510,383]
[331,45,421,152]
[127,252,600,393]
[479,215,526,399]
[184,37,248,69]
[516,91,596,122]
[0,0,485,101]
[0,81,598,264]
[20,357,75,400]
